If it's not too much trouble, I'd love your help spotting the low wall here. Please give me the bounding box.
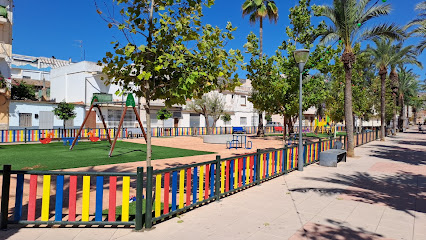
[202,134,233,144]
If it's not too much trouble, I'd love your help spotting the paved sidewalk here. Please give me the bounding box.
[1,130,425,240]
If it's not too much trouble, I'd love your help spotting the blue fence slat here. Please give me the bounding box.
[14,174,24,221]
[192,167,197,204]
[266,153,269,177]
[210,164,214,198]
[242,157,246,186]
[230,160,234,190]
[171,171,177,211]
[95,176,104,221]
[55,175,64,221]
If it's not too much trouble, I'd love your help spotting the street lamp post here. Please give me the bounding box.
[293,49,310,171]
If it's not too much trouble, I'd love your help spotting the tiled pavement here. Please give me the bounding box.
[1,130,425,240]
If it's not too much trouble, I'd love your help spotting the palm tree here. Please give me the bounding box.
[242,0,278,136]
[397,68,420,131]
[315,0,404,155]
[364,38,419,139]
[388,44,422,135]
[406,1,426,53]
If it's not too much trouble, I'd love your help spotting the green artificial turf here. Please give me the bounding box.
[0,141,213,170]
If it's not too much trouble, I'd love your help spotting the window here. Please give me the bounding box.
[241,96,247,106]
[240,117,247,126]
[23,76,31,79]
[106,109,136,128]
[19,113,32,127]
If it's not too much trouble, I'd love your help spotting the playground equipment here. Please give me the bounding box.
[70,95,147,157]
[226,134,252,149]
[39,132,54,144]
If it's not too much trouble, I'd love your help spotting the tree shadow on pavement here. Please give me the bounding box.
[396,140,426,147]
[292,220,385,240]
[289,171,425,216]
[370,145,426,165]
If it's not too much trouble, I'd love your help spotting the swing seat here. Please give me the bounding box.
[90,137,100,142]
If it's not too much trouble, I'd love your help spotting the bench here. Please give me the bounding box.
[232,127,246,134]
[319,141,346,167]
[62,137,80,146]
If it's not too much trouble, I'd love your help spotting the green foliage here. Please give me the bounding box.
[11,81,36,101]
[157,108,172,121]
[406,1,426,53]
[313,0,405,50]
[53,101,76,128]
[265,114,272,122]
[221,113,231,123]
[187,92,225,131]
[325,44,376,122]
[98,0,243,107]
[242,0,279,25]
[246,0,336,126]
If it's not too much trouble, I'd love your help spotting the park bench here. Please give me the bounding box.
[319,141,346,167]
[232,127,246,134]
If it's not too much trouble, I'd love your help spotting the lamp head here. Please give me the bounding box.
[293,49,310,72]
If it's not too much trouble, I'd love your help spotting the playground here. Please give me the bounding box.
[0,141,213,170]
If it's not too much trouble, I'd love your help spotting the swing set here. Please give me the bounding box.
[69,94,147,157]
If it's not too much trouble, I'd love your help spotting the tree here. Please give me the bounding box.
[157,108,172,128]
[314,0,404,155]
[187,92,225,134]
[365,39,421,138]
[11,81,36,101]
[242,0,278,137]
[325,43,376,132]
[388,43,421,135]
[97,0,243,165]
[397,68,420,131]
[221,113,231,127]
[53,101,76,136]
[406,1,426,53]
[247,0,335,142]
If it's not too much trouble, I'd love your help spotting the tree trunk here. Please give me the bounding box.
[342,52,355,157]
[145,0,154,166]
[406,105,409,129]
[63,121,66,138]
[205,114,211,135]
[256,17,264,137]
[259,17,263,58]
[379,68,387,141]
[390,68,398,135]
[392,96,397,135]
[145,100,152,165]
[282,115,286,146]
[399,94,404,132]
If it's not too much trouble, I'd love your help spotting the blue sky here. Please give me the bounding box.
[13,0,425,79]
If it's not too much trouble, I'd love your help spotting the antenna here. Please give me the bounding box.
[74,40,85,61]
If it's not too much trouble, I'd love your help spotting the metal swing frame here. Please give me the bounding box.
[69,95,147,157]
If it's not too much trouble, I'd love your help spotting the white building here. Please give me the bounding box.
[8,100,85,130]
[50,61,264,129]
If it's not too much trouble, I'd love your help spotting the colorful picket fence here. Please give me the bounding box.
[0,128,126,143]
[0,131,380,230]
[1,169,137,227]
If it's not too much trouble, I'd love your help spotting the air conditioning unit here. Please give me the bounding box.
[173,112,182,119]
